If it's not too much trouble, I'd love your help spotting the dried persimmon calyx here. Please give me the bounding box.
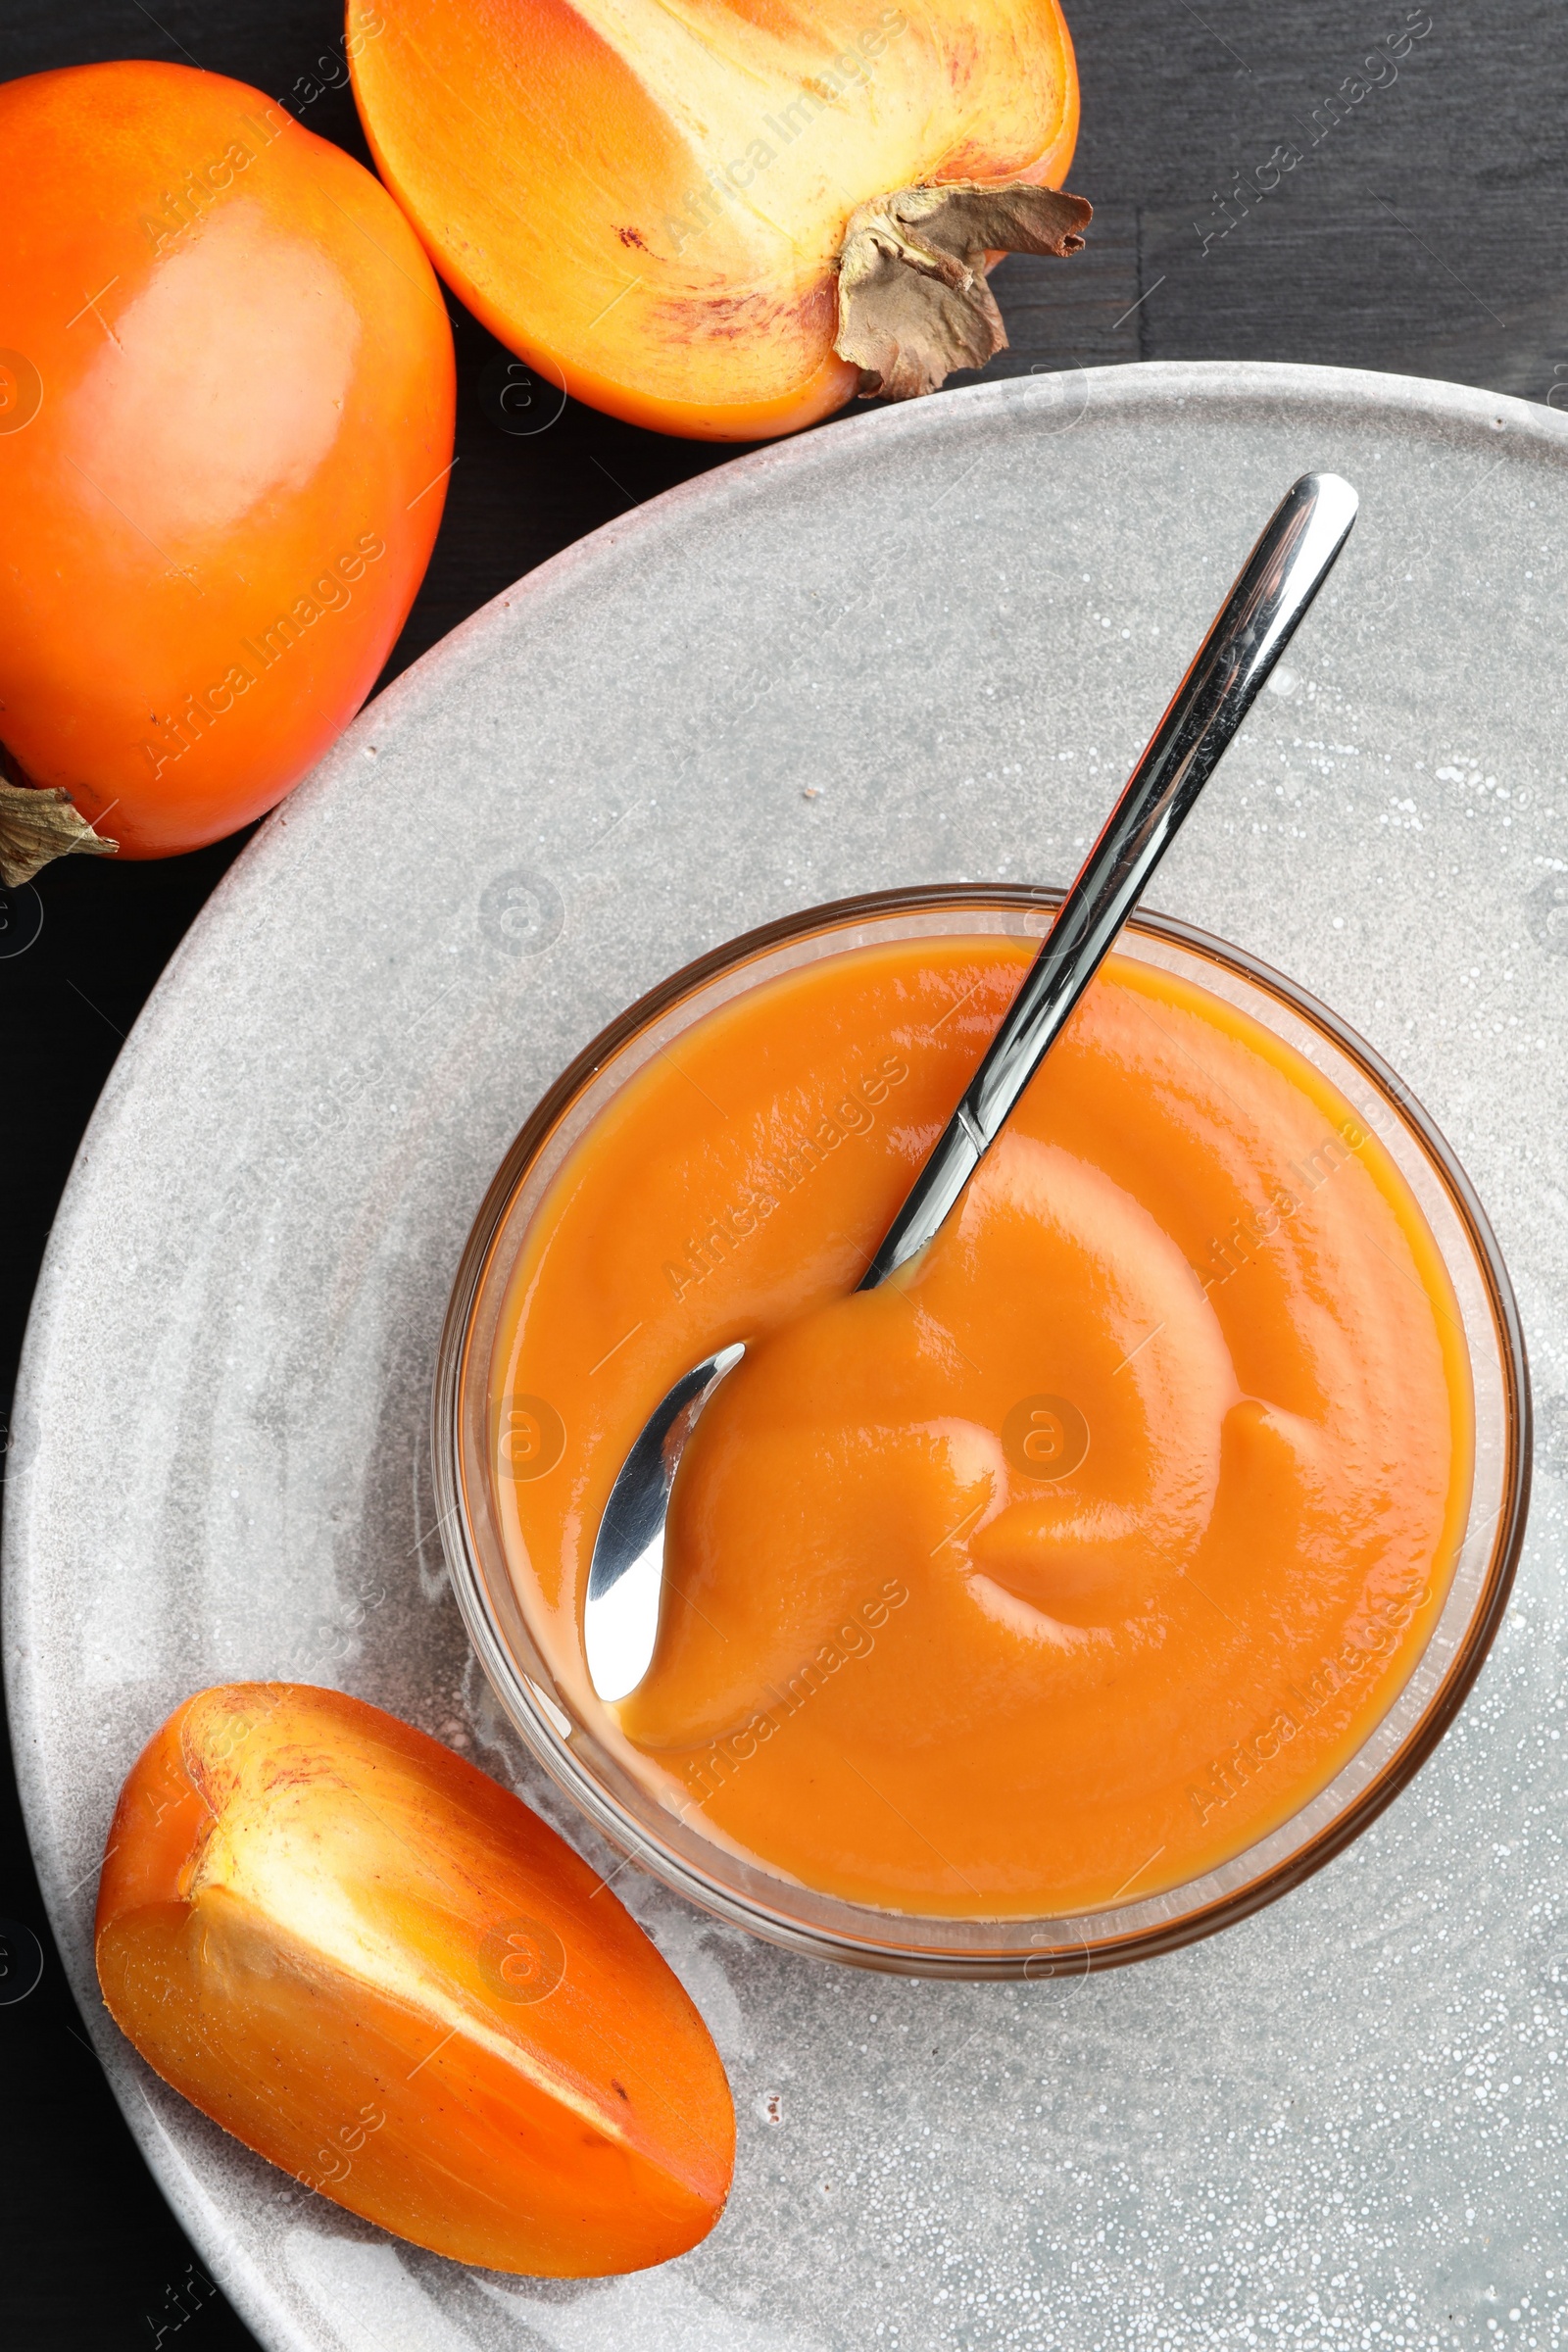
[833,180,1093,401]
[0,778,119,889]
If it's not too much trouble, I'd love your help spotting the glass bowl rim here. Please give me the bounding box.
[432,884,1532,1979]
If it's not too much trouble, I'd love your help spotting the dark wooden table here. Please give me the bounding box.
[3,4,1563,2342]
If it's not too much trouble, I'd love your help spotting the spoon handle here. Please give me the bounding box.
[859,469,1359,1292]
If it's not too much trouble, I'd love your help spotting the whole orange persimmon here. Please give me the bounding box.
[97,1685,735,2276]
[0,61,455,869]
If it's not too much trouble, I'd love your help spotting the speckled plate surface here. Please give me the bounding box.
[7,363,1568,2352]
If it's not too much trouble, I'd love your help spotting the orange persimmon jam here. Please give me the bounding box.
[489,936,1473,1919]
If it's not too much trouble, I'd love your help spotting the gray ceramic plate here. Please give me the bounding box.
[8,363,1568,2352]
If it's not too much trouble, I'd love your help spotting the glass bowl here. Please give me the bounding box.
[432,888,1530,1980]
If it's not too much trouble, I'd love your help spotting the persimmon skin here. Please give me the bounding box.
[351,0,1079,441]
[0,62,456,858]
[95,1685,735,2276]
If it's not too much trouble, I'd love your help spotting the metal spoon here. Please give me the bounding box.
[585,470,1359,1701]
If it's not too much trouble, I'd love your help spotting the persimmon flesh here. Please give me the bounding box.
[0,61,456,869]
[491,942,1473,1917]
[96,1685,735,2276]
[350,0,1085,440]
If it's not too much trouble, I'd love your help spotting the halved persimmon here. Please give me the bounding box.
[96,1684,735,2276]
[351,0,1084,440]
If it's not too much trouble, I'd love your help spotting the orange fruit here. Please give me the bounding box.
[0,60,456,862]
